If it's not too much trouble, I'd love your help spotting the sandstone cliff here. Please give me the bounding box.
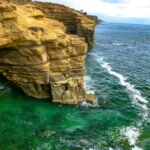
[78,11,102,25]
[86,15,102,24]
[0,0,31,4]
[33,2,96,47]
[0,1,96,104]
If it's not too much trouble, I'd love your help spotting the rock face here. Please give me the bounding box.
[34,2,96,47]
[79,11,102,25]
[0,1,97,104]
[0,0,31,4]
[86,15,102,24]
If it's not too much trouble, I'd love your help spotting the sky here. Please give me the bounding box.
[35,0,150,25]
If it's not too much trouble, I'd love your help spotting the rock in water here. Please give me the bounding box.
[85,93,97,105]
[0,0,97,104]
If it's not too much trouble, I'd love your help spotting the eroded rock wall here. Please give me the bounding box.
[34,2,96,47]
[86,15,101,24]
[0,0,31,4]
[0,4,93,104]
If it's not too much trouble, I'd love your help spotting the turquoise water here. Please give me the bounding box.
[0,23,150,150]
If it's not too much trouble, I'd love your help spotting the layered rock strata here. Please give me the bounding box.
[86,15,101,24]
[34,2,96,47]
[0,3,96,104]
[0,0,31,4]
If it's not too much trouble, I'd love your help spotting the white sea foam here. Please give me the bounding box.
[109,147,114,150]
[121,127,139,145]
[0,85,5,90]
[112,42,126,46]
[84,75,95,94]
[99,60,148,117]
[132,146,143,150]
[81,100,98,108]
[112,42,122,46]
[83,76,99,107]
[81,101,93,107]
[97,57,149,150]
[88,148,96,150]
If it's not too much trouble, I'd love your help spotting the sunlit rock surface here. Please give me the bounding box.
[0,0,31,4]
[0,1,97,104]
[34,2,96,47]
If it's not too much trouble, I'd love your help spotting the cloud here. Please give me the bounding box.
[34,0,150,24]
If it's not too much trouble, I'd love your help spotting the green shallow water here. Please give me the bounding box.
[0,23,150,150]
[0,77,142,150]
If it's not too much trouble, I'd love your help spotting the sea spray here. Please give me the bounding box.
[97,57,149,150]
[0,85,5,90]
[84,75,95,94]
[82,76,98,107]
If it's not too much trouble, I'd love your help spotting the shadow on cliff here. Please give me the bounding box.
[0,74,53,103]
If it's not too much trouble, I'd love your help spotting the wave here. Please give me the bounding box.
[84,75,95,95]
[83,76,99,107]
[97,57,149,150]
[99,60,148,116]
[112,42,123,46]
[81,101,96,108]
[112,42,127,46]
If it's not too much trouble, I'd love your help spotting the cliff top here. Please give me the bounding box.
[0,0,31,4]
[34,1,95,24]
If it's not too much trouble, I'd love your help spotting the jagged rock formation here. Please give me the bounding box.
[34,2,96,47]
[78,11,101,25]
[86,15,101,24]
[0,2,96,104]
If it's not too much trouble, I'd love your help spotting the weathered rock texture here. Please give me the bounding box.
[0,2,97,104]
[34,2,96,47]
[78,11,102,25]
[86,15,102,24]
[0,0,31,4]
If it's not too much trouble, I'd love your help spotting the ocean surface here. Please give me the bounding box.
[0,23,150,150]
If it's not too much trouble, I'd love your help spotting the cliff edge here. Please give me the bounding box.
[0,0,31,4]
[34,2,96,47]
[0,0,97,104]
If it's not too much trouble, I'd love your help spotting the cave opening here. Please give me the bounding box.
[70,29,77,34]
[67,25,78,35]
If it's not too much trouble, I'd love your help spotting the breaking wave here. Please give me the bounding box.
[97,57,149,150]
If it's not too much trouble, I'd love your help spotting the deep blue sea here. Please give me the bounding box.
[0,23,150,150]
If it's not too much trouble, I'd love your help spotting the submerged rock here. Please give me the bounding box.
[0,0,97,104]
[85,93,97,105]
